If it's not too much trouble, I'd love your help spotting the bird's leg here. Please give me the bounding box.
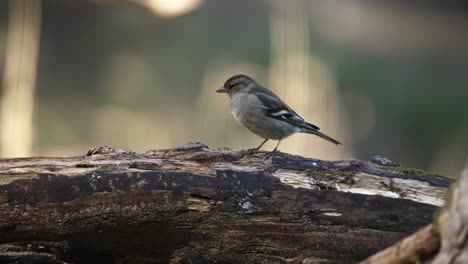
[271,139,282,153]
[265,139,282,159]
[256,139,269,151]
[247,139,268,154]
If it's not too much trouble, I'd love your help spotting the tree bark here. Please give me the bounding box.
[0,142,451,263]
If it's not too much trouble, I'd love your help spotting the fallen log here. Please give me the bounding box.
[0,142,451,263]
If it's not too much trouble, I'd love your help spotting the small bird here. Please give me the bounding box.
[217,74,341,156]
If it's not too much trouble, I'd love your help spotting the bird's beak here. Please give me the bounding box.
[216,86,228,93]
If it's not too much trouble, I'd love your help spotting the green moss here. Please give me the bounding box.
[393,166,453,179]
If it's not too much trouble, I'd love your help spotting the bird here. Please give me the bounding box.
[216,74,341,156]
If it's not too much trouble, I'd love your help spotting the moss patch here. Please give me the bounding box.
[393,166,453,180]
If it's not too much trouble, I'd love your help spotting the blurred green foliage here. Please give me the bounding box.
[0,0,467,177]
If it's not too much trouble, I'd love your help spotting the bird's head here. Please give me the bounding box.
[217,74,255,97]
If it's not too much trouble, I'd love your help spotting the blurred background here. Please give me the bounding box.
[0,0,467,177]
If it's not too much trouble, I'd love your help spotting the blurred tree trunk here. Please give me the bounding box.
[0,143,451,264]
[1,0,41,157]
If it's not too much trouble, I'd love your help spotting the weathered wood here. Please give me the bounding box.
[0,142,451,263]
[358,224,440,264]
[358,162,468,264]
[430,161,468,264]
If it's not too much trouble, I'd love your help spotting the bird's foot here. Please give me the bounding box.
[264,150,279,160]
[245,148,261,155]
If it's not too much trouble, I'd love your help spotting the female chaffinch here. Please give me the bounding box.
[217,74,341,156]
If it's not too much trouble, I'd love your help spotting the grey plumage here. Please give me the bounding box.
[217,74,341,154]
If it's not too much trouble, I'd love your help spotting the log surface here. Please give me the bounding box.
[0,143,451,263]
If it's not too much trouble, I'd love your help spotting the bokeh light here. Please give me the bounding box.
[138,0,203,17]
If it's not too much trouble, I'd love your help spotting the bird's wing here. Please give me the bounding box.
[252,89,320,131]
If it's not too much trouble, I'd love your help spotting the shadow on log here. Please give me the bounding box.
[0,142,452,263]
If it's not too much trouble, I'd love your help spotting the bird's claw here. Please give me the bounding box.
[245,148,260,155]
[264,150,279,160]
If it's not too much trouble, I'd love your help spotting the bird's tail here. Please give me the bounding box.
[302,126,341,145]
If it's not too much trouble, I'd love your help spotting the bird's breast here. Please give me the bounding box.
[229,94,247,125]
[231,105,249,129]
